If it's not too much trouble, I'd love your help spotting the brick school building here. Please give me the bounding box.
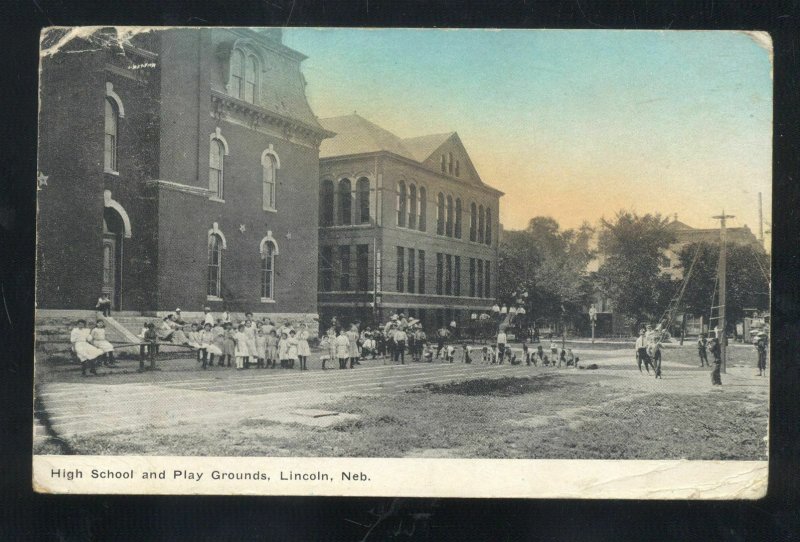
[36,28,332,325]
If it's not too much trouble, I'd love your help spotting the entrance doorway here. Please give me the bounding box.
[103,208,124,310]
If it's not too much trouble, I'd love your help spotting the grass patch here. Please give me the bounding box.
[420,374,566,396]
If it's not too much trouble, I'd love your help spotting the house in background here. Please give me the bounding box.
[316,114,503,331]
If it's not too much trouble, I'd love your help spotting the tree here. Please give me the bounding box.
[594,211,676,333]
[677,242,770,330]
[498,217,595,331]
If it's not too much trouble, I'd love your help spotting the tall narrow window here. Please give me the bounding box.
[320,180,334,226]
[397,181,407,227]
[436,253,444,295]
[320,246,333,291]
[261,241,276,300]
[407,248,416,293]
[440,155,446,172]
[436,193,445,235]
[469,258,476,297]
[229,49,244,99]
[455,160,460,177]
[445,254,453,295]
[338,178,352,225]
[396,246,405,292]
[418,250,426,294]
[357,177,370,224]
[339,245,351,291]
[477,259,484,298]
[478,205,485,244]
[207,234,222,298]
[445,195,454,237]
[470,203,477,242]
[418,187,427,231]
[104,98,119,172]
[485,208,492,245]
[356,244,369,291]
[454,256,461,296]
[448,152,454,174]
[262,153,276,211]
[455,198,462,239]
[244,55,257,103]
[485,260,491,298]
[209,139,224,199]
[408,184,417,229]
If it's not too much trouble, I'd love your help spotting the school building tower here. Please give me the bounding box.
[316,114,503,331]
[36,28,333,323]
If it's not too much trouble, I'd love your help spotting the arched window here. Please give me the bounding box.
[262,153,277,211]
[440,155,446,173]
[408,184,417,229]
[478,205,485,244]
[244,55,258,103]
[448,152,454,174]
[436,193,445,235]
[209,139,224,199]
[260,240,277,301]
[320,180,334,226]
[104,98,119,172]
[455,198,462,239]
[485,208,492,245]
[396,181,407,227]
[470,202,477,241]
[357,177,370,224]
[418,187,427,231]
[338,178,352,225]
[207,233,223,298]
[445,195,454,237]
[229,49,244,99]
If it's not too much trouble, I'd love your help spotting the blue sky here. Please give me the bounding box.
[284,29,772,238]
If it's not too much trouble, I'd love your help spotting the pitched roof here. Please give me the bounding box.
[667,219,694,230]
[401,132,454,162]
[318,114,414,159]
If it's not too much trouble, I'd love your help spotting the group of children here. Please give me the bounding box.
[158,315,314,372]
[462,342,579,367]
[69,319,116,376]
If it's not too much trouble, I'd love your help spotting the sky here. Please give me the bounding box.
[284,29,772,241]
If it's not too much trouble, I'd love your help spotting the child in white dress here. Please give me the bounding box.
[278,332,289,369]
[70,319,104,376]
[90,320,116,367]
[255,327,267,368]
[296,324,311,370]
[199,323,223,369]
[287,330,299,370]
[233,324,250,370]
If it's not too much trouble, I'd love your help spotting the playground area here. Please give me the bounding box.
[34,340,769,460]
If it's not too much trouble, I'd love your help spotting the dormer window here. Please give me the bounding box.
[228,48,259,104]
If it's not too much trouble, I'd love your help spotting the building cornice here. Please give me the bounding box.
[211,90,335,147]
[321,151,504,197]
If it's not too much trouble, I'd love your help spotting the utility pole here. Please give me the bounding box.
[712,210,735,374]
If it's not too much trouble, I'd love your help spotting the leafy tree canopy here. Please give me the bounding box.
[498,216,594,325]
[678,242,770,328]
[595,211,676,331]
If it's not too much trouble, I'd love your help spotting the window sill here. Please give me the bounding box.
[260,298,276,303]
[209,197,225,203]
[263,207,277,213]
[104,168,120,176]
[207,295,223,301]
